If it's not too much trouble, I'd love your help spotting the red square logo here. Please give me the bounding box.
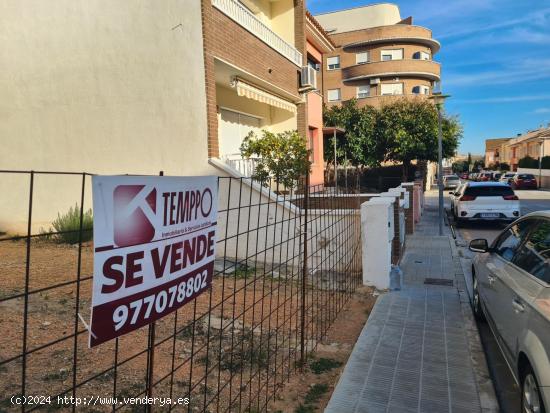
[113,185,157,247]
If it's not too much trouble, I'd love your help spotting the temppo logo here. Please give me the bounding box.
[113,185,157,247]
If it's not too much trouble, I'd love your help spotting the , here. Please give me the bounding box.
[469,212,550,413]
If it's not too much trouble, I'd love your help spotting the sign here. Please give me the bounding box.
[89,176,217,347]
